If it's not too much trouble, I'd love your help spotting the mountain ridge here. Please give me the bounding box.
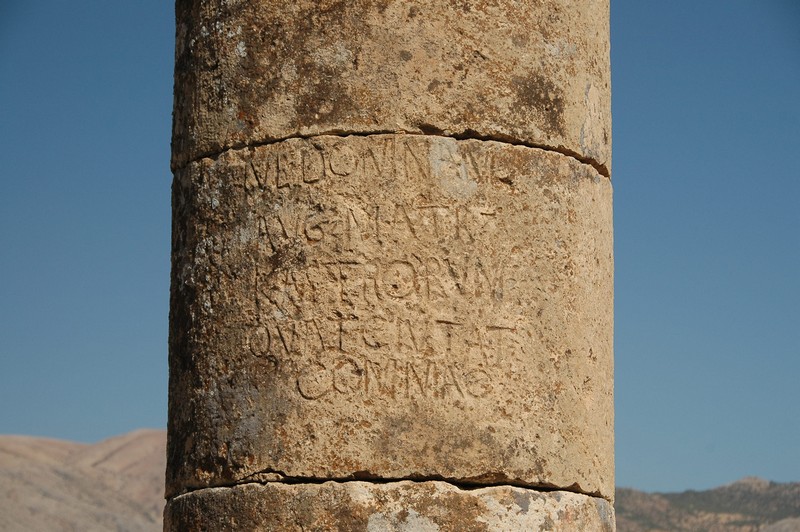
[617,477,800,531]
[0,429,165,531]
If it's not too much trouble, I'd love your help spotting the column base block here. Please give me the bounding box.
[165,480,614,531]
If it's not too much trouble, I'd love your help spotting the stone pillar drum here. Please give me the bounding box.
[165,0,614,529]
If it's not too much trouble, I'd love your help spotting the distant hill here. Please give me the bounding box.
[1,429,798,531]
[0,429,165,531]
[617,477,800,531]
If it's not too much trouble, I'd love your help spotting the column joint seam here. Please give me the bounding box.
[172,130,610,178]
[166,475,611,504]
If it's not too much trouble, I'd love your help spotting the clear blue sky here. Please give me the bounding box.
[1,1,797,493]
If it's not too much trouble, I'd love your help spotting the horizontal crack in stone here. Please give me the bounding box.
[169,473,609,504]
[174,130,609,178]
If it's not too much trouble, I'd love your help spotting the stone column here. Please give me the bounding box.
[165,1,613,530]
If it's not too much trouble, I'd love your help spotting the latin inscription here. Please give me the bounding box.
[258,255,515,310]
[231,135,537,403]
[246,315,519,402]
[255,202,501,251]
[247,315,519,362]
[243,135,502,191]
[296,356,493,400]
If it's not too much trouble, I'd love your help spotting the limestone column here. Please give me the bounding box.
[165,1,614,530]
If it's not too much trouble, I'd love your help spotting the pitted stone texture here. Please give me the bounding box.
[164,481,615,531]
[168,134,613,499]
[172,0,611,173]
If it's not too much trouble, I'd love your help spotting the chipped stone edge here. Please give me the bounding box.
[165,478,614,509]
[164,480,615,531]
[172,470,613,505]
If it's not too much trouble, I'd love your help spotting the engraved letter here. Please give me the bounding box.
[297,360,332,400]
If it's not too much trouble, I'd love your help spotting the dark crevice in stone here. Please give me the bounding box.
[169,470,610,504]
[173,129,610,178]
[449,129,610,178]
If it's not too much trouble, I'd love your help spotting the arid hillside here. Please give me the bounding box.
[0,429,165,531]
[617,477,800,532]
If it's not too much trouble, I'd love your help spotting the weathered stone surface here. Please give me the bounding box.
[167,134,613,499]
[172,0,611,174]
[169,1,614,527]
[164,481,615,531]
